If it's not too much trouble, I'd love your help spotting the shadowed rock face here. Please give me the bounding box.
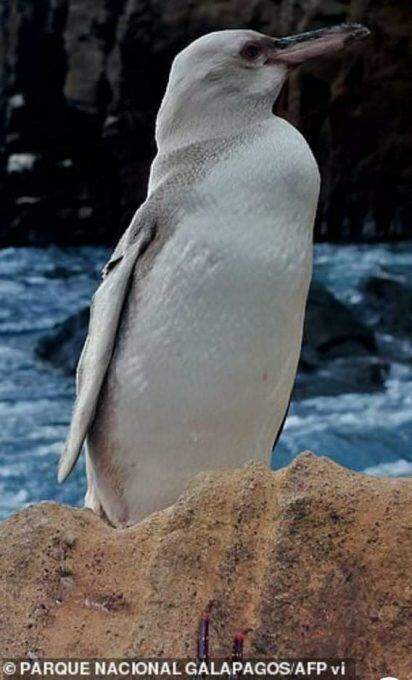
[0,0,410,245]
[0,453,410,679]
[36,307,90,376]
[362,274,412,337]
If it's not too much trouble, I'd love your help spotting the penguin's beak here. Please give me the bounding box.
[267,23,370,66]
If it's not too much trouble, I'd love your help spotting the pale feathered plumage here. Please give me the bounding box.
[59,25,369,526]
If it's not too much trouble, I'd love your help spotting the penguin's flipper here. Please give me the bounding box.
[58,219,157,483]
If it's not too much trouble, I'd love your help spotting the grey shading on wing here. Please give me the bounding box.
[58,214,156,483]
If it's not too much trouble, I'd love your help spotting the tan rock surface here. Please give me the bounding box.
[0,453,410,679]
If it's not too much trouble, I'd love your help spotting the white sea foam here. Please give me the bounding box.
[1,243,412,519]
[363,459,412,477]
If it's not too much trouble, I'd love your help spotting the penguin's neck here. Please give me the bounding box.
[149,105,281,197]
[155,91,274,154]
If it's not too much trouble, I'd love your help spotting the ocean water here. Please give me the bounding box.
[0,243,411,520]
[275,243,412,474]
[0,246,107,520]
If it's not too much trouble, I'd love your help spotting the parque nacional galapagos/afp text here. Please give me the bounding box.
[2,659,356,677]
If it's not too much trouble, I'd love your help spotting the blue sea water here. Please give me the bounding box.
[0,243,411,520]
[275,243,412,473]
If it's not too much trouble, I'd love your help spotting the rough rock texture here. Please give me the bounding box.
[0,453,411,679]
[0,0,411,245]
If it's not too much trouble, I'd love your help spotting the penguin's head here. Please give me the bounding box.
[156,25,370,151]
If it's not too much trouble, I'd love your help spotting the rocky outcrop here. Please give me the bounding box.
[295,280,389,399]
[0,0,411,245]
[36,307,89,376]
[302,282,376,359]
[0,453,410,679]
[362,274,412,338]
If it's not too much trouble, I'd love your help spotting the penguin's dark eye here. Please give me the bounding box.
[240,42,263,61]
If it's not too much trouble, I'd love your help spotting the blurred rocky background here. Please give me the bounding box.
[0,0,411,247]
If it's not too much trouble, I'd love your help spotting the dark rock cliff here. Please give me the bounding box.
[0,0,411,246]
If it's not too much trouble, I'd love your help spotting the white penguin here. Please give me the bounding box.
[58,24,369,526]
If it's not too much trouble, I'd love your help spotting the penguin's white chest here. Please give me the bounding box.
[90,120,319,523]
[114,121,318,437]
